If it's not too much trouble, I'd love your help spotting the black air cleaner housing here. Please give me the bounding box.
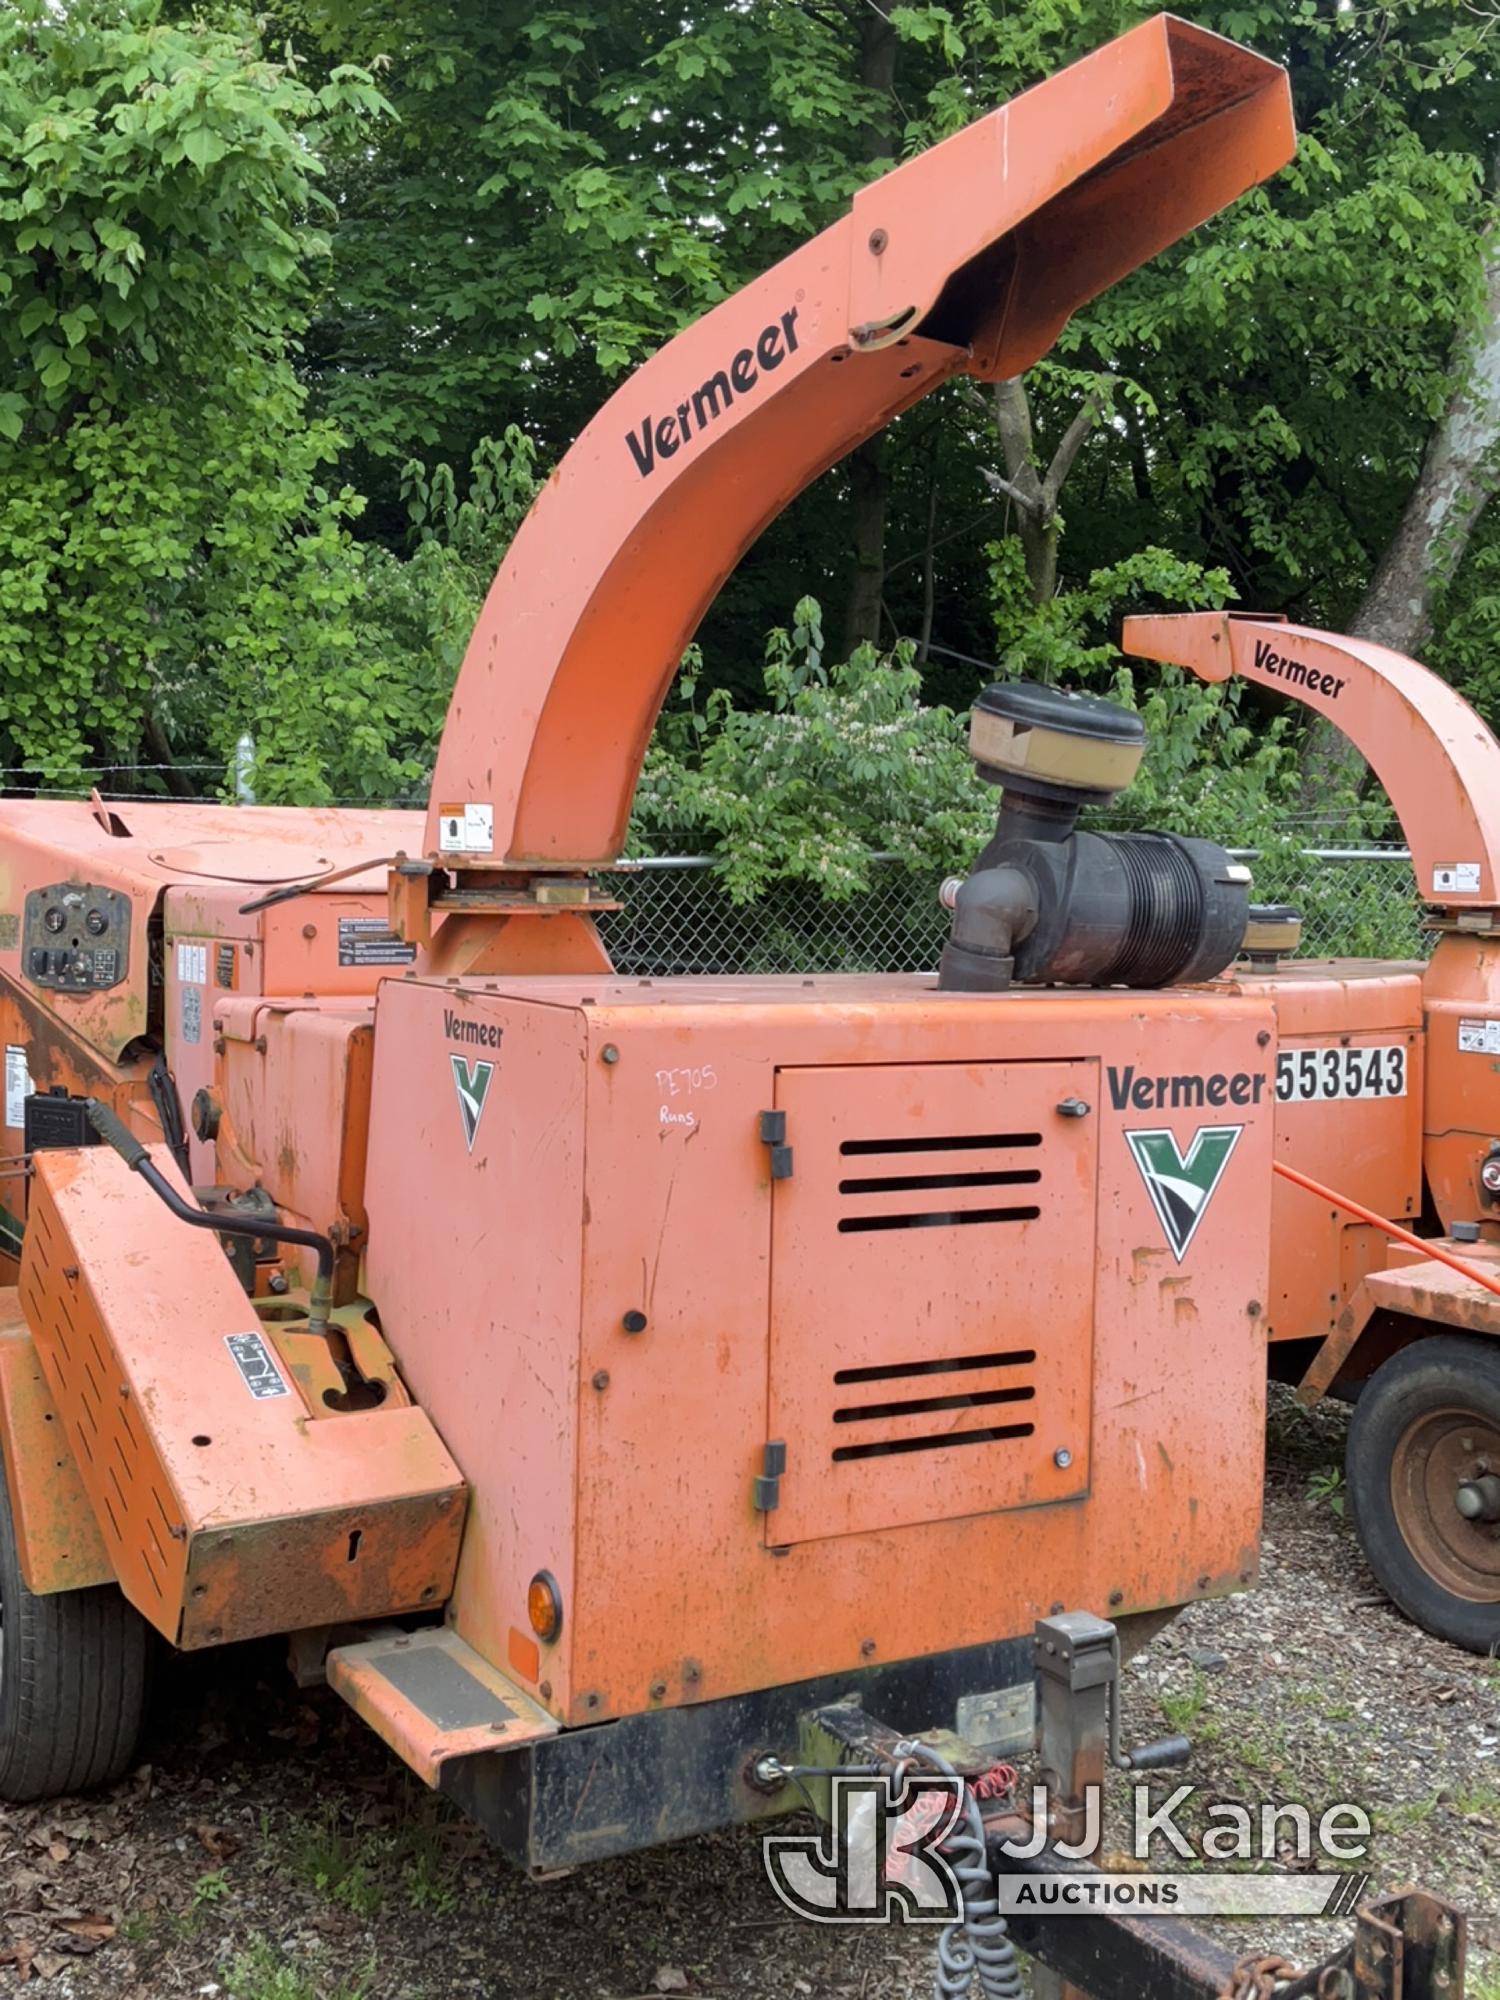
[939,680,1250,994]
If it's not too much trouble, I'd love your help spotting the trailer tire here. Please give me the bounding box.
[0,1470,149,1801]
[1346,1334,1500,1655]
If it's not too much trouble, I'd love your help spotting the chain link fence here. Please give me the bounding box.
[597,849,1427,978]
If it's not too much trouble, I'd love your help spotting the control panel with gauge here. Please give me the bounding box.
[22,884,132,992]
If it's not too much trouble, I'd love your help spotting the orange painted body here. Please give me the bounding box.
[1122,615,1500,1375]
[0,3,1489,1819]
[363,975,1274,1726]
[0,799,419,1269]
[0,1293,112,1593]
[1125,614,1500,909]
[1229,964,1425,1345]
[325,1626,557,1785]
[214,998,376,1300]
[1422,934,1500,1228]
[0,18,1336,1816]
[19,1143,465,1647]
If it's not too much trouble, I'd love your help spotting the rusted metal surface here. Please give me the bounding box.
[213,999,376,1301]
[180,1489,462,1651]
[1365,1252,1500,1332]
[426,19,1293,871]
[18,1144,465,1648]
[0,1293,113,1592]
[1029,1971,1094,2000]
[1295,1282,1378,1407]
[1421,936,1500,1232]
[1389,1405,1500,1604]
[982,1804,1246,2000]
[1351,1890,1467,2000]
[364,972,1273,1728]
[254,1295,414,1417]
[326,1625,557,1787]
[1219,1956,1305,2000]
[1033,1614,1111,1855]
[759,1694,1466,2000]
[986,1809,1469,2000]
[1296,1247,1500,1408]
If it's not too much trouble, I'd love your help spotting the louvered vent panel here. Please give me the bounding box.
[20,1173,179,1624]
[766,1060,1097,1543]
[836,1129,1042,1233]
[830,1346,1036,1461]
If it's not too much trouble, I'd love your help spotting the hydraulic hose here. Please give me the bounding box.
[83,1099,335,1333]
[1273,1160,1500,1301]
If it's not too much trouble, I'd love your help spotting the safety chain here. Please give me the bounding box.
[1220,1953,1307,2000]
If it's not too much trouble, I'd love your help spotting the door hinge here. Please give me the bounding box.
[753,1439,787,1513]
[758,1109,793,1179]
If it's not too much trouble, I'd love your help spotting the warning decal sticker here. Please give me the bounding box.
[224,1331,291,1400]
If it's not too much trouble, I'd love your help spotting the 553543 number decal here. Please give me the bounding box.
[1276,1044,1407,1103]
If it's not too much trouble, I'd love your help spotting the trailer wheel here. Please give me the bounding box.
[1346,1335,1500,1655]
[0,1469,149,1800]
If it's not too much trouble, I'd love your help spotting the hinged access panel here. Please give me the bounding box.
[766,1060,1097,1545]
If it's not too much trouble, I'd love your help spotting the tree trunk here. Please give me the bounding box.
[992,376,1057,602]
[142,713,197,800]
[979,374,1108,609]
[917,476,938,664]
[855,0,897,162]
[1300,162,1500,802]
[838,0,896,654]
[1355,252,1500,656]
[842,438,888,654]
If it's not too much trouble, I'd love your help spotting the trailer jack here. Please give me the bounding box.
[790,1616,1467,2000]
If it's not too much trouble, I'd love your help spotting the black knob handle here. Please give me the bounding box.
[84,1098,149,1171]
[1126,1735,1192,1772]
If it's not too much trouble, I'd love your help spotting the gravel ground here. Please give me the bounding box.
[0,1389,1494,2000]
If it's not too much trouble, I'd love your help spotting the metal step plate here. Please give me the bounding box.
[326,1627,558,1785]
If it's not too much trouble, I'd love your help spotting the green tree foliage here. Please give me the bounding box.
[267,3,879,519]
[634,557,1312,899]
[872,1,1493,678]
[265,0,1500,734]
[5,0,1500,855]
[0,0,389,792]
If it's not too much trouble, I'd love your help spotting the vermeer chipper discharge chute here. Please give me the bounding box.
[0,18,1486,1996]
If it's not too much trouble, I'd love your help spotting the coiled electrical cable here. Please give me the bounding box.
[892,1739,1024,2000]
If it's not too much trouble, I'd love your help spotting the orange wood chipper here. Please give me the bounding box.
[0,17,1485,1996]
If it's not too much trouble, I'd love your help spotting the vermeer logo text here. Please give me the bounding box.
[626,308,801,477]
[1251,638,1345,699]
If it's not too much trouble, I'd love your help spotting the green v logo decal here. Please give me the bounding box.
[1125,1125,1242,1262]
[451,1055,495,1152]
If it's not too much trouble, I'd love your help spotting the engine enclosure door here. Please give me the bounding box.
[766,1059,1097,1545]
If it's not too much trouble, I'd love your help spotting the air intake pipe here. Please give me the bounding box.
[938,682,1250,994]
